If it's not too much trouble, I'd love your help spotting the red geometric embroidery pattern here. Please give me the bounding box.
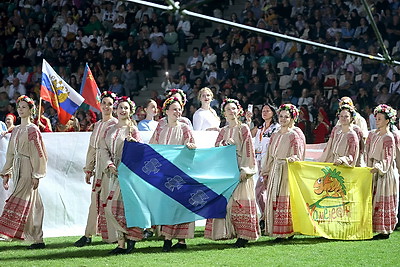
[0,196,31,240]
[231,199,259,240]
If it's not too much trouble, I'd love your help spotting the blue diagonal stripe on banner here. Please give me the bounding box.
[121,142,230,219]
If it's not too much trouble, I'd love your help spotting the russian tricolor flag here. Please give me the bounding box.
[80,63,101,111]
[41,59,84,124]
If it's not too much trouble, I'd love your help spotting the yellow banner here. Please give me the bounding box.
[288,161,373,240]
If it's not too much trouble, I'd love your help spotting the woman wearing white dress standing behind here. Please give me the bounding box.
[193,87,220,131]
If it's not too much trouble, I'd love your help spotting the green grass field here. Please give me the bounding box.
[1,228,399,267]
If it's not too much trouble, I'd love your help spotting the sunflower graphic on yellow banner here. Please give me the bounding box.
[288,161,373,240]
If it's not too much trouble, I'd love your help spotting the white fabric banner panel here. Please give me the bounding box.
[0,130,324,238]
[0,135,12,215]
[0,131,219,238]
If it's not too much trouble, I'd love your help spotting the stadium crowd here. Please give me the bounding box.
[0,0,400,143]
[0,0,400,252]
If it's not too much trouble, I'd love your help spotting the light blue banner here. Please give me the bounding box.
[119,142,240,228]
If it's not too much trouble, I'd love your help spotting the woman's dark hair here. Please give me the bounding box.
[258,102,278,129]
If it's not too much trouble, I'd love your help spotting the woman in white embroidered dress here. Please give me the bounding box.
[320,104,359,167]
[366,104,399,239]
[262,104,305,241]
[0,95,47,249]
[100,96,143,255]
[149,96,196,252]
[74,91,118,247]
[251,103,280,232]
[193,87,220,131]
[204,98,259,248]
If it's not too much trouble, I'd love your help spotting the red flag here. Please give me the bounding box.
[80,63,101,111]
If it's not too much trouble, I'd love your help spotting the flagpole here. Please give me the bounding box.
[38,97,42,118]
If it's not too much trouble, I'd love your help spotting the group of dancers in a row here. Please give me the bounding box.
[0,88,398,255]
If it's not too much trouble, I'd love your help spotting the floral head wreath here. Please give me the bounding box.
[336,104,356,118]
[166,89,187,105]
[221,98,244,117]
[339,96,354,108]
[162,97,183,114]
[101,91,117,101]
[17,95,36,115]
[114,96,136,115]
[278,104,299,122]
[374,104,397,125]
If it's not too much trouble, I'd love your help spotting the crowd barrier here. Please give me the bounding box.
[0,131,324,237]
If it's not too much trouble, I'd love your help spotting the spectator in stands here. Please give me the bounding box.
[313,107,331,144]
[148,36,169,71]
[164,24,179,54]
[176,15,193,52]
[375,85,391,105]
[121,62,138,97]
[190,61,205,84]
[186,47,203,71]
[298,88,313,113]
[297,105,313,143]
[202,47,217,70]
[109,15,128,42]
[338,70,356,97]
[61,16,78,42]
[8,78,26,100]
[291,71,310,97]
[109,76,123,95]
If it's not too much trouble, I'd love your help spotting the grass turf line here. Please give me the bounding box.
[0,228,399,266]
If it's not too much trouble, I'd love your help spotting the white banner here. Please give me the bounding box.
[0,130,323,238]
[0,131,219,238]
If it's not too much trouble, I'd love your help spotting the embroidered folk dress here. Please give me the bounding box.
[156,116,193,130]
[149,121,196,239]
[100,124,143,242]
[263,127,305,237]
[254,122,280,220]
[320,127,359,167]
[83,117,117,242]
[0,124,47,243]
[204,123,260,241]
[332,124,365,167]
[365,130,399,234]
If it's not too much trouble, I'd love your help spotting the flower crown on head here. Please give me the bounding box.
[339,96,354,108]
[17,95,36,116]
[278,104,299,122]
[374,104,397,124]
[17,95,35,106]
[101,91,117,101]
[166,88,187,105]
[114,96,136,115]
[162,97,183,114]
[221,98,244,117]
[336,103,356,118]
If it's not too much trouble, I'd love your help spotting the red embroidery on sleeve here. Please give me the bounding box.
[383,136,394,164]
[290,132,299,156]
[215,128,226,147]
[347,133,358,162]
[28,126,44,158]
